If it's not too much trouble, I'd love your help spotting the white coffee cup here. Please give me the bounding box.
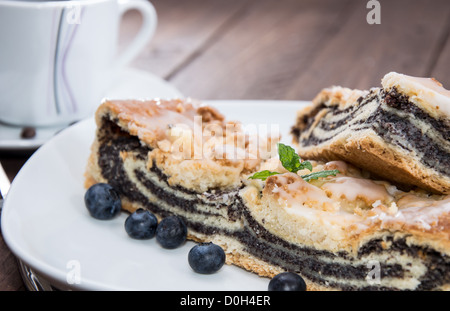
[0,0,157,127]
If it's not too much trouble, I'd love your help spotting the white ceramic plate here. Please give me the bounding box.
[0,67,183,151]
[1,100,308,291]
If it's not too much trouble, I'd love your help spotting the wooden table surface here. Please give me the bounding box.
[0,0,449,291]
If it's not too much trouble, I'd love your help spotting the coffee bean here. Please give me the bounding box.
[20,127,36,139]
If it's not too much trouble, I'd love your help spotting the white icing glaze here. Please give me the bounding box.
[265,173,370,240]
[119,101,279,162]
[130,109,196,142]
[410,76,450,97]
[321,176,391,204]
[265,170,449,236]
[270,173,338,212]
[276,173,337,211]
[324,161,348,174]
[373,195,450,230]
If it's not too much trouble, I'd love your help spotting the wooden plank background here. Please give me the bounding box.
[0,0,449,291]
[127,0,450,100]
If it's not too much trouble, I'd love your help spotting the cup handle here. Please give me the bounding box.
[114,0,157,72]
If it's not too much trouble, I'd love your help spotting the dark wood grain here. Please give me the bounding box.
[0,153,32,182]
[126,0,250,79]
[168,0,356,100]
[284,0,450,100]
[0,236,25,291]
[0,153,27,291]
[429,10,450,86]
[0,0,448,291]
[167,0,450,100]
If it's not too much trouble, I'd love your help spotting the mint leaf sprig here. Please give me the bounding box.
[247,170,281,181]
[248,143,339,181]
[300,170,340,182]
[277,143,313,173]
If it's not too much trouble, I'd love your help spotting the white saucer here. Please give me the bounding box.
[0,68,183,151]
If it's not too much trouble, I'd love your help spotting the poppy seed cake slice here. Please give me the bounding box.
[291,72,450,194]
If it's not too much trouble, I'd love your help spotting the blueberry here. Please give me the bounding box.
[268,272,307,291]
[125,209,158,239]
[188,242,226,274]
[155,216,187,249]
[84,183,121,220]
